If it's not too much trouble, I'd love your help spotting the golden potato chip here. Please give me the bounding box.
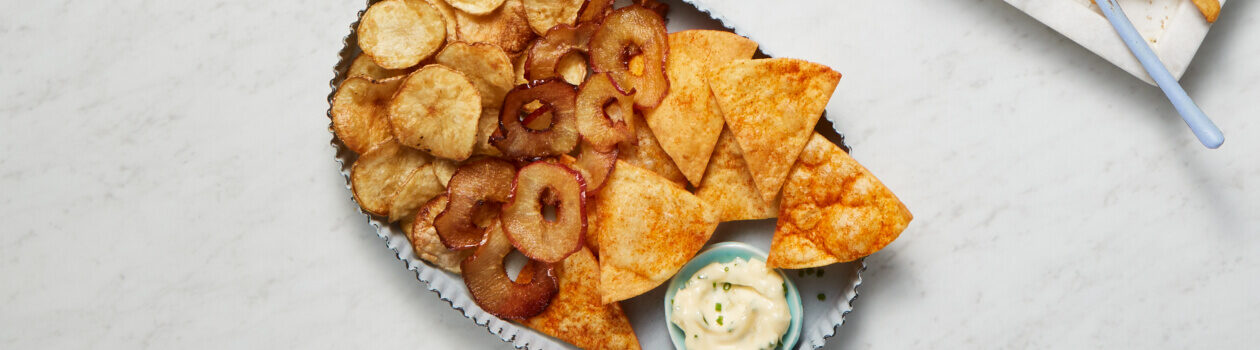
[767,133,912,269]
[455,0,536,54]
[524,248,641,350]
[387,65,482,160]
[406,195,471,273]
[1192,0,1220,23]
[695,128,778,221]
[358,0,446,69]
[348,53,407,81]
[473,107,504,156]
[431,158,457,187]
[556,51,587,85]
[447,0,506,15]
[644,30,758,187]
[351,141,432,216]
[434,42,515,108]
[512,51,529,85]
[522,0,583,36]
[592,161,719,303]
[332,76,404,154]
[708,58,841,202]
[618,113,687,186]
[389,163,445,222]
[422,0,461,42]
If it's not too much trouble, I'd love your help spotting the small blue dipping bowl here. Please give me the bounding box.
[663,242,803,350]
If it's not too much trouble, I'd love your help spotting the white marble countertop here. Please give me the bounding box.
[2,0,1257,348]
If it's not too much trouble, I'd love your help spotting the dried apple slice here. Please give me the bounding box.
[502,162,587,263]
[462,220,558,319]
[406,195,472,273]
[524,23,596,83]
[358,0,446,69]
[635,0,668,18]
[589,5,668,108]
[490,80,579,159]
[434,158,517,249]
[575,72,635,152]
[387,65,482,161]
[331,76,404,154]
[576,0,612,23]
[575,144,617,191]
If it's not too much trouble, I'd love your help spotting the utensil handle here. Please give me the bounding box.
[1096,0,1225,149]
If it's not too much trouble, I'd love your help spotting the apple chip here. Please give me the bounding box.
[358,0,446,69]
[422,0,461,42]
[618,113,686,186]
[513,51,529,85]
[389,163,445,222]
[455,0,536,54]
[348,53,407,81]
[332,76,404,154]
[387,65,482,160]
[767,133,912,269]
[695,128,777,221]
[351,141,432,216]
[644,30,757,187]
[1192,0,1220,23]
[447,0,506,15]
[708,58,841,202]
[406,194,471,273]
[522,0,583,36]
[432,158,457,187]
[524,248,641,350]
[592,161,719,303]
[434,42,515,108]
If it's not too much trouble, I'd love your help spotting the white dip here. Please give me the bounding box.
[670,257,790,350]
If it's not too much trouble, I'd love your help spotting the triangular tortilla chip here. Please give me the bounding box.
[695,127,778,221]
[618,113,687,186]
[767,133,912,269]
[644,30,758,187]
[593,161,719,303]
[707,58,841,202]
[523,248,641,350]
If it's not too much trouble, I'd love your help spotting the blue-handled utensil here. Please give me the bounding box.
[1095,0,1225,149]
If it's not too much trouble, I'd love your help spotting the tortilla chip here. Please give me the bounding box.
[523,248,641,350]
[695,127,778,221]
[707,58,841,203]
[592,161,719,303]
[644,30,757,187]
[618,113,687,186]
[1192,0,1220,23]
[767,133,912,269]
[405,195,471,273]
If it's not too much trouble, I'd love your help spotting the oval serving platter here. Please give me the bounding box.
[326,0,865,348]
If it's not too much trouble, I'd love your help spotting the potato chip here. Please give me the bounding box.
[1192,0,1220,23]
[351,141,432,216]
[618,113,687,186]
[767,133,912,269]
[524,248,641,350]
[431,158,457,187]
[434,42,515,108]
[695,128,778,221]
[332,76,404,154]
[473,107,504,156]
[592,161,719,303]
[455,0,536,54]
[387,65,482,160]
[522,0,583,36]
[358,0,446,69]
[405,194,472,273]
[389,163,445,222]
[447,0,506,15]
[707,58,841,202]
[556,51,587,85]
[348,53,407,81]
[512,51,529,85]
[644,30,758,187]
[422,0,461,43]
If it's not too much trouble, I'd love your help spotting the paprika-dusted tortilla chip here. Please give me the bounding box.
[358,0,446,69]
[351,141,432,216]
[695,128,777,221]
[707,58,841,202]
[331,76,404,154]
[618,113,687,186]
[389,163,445,222]
[767,133,912,269]
[522,0,584,36]
[1192,0,1220,23]
[434,42,515,108]
[644,30,757,187]
[387,65,482,160]
[406,195,471,273]
[347,53,407,81]
[455,0,536,54]
[523,248,641,350]
[592,161,719,303]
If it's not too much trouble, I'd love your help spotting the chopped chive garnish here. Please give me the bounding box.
[723,282,732,291]
[724,266,729,272]
[712,282,717,289]
[715,303,722,312]
[716,315,724,326]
